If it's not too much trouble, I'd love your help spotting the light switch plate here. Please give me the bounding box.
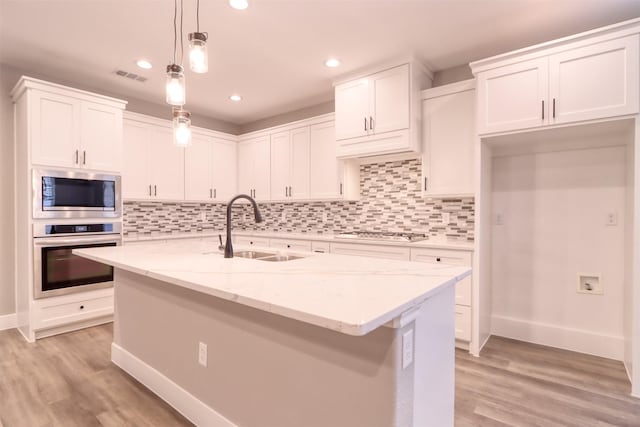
[402,329,414,370]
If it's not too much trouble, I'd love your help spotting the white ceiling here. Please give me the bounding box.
[2,0,640,126]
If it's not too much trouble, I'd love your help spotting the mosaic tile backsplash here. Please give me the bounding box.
[123,158,475,241]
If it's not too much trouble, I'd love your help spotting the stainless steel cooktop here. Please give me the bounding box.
[335,231,428,242]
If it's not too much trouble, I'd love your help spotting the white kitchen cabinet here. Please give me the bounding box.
[330,242,410,261]
[411,247,473,345]
[233,236,270,247]
[185,131,237,202]
[474,34,639,135]
[270,127,310,200]
[237,135,271,201]
[269,238,312,252]
[311,241,331,253]
[19,78,125,172]
[334,62,431,158]
[421,80,475,197]
[123,114,184,201]
[309,121,359,200]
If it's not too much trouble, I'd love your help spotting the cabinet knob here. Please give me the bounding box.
[287,244,291,248]
[80,305,85,310]
[436,257,441,262]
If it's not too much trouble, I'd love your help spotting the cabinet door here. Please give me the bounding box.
[289,127,310,200]
[270,131,290,200]
[237,140,254,196]
[30,90,80,168]
[477,58,548,134]
[80,101,123,172]
[309,121,342,199]
[371,64,410,134]
[212,138,237,202]
[185,133,213,201]
[549,35,639,124]
[422,88,475,197]
[149,126,185,200]
[252,136,271,201]
[335,79,370,140]
[122,119,152,199]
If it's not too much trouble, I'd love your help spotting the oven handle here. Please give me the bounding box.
[34,234,122,247]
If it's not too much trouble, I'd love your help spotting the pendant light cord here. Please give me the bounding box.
[196,0,200,33]
[180,0,184,64]
[172,0,177,64]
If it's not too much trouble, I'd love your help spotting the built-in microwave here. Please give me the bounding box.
[33,169,121,219]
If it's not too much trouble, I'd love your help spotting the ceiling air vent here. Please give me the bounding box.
[114,70,148,82]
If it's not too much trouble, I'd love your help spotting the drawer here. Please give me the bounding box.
[234,236,270,247]
[269,238,312,252]
[330,242,410,261]
[410,247,472,266]
[311,241,331,253]
[455,305,471,342]
[456,276,471,306]
[34,293,114,330]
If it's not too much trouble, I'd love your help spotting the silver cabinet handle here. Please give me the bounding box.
[553,98,556,118]
[285,186,288,197]
[289,186,292,197]
[364,117,367,131]
[83,150,86,165]
[214,188,217,199]
[149,185,152,196]
[542,100,545,120]
[340,183,343,195]
[154,185,157,196]
[75,150,79,164]
[210,188,213,198]
[369,116,373,131]
[424,177,428,191]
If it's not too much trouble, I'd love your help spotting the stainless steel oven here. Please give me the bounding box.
[33,223,122,299]
[33,169,122,219]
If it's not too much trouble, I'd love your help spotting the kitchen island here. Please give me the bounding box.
[74,239,471,427]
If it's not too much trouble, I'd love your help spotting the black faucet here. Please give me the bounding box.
[224,194,263,258]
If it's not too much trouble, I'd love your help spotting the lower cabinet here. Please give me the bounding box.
[410,247,473,347]
[233,236,270,247]
[330,242,411,261]
[269,238,312,252]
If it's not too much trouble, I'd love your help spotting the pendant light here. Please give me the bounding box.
[173,108,192,147]
[166,0,186,106]
[188,0,208,73]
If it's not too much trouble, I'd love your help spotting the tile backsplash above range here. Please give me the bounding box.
[123,158,475,241]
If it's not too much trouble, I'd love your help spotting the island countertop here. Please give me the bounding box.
[74,239,471,336]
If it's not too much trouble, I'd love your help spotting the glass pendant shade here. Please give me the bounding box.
[189,32,208,73]
[173,109,192,147]
[166,64,186,106]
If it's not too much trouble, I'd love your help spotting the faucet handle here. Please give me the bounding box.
[218,234,224,251]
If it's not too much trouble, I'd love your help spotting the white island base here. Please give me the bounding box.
[110,269,455,427]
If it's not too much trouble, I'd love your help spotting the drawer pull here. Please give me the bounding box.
[436,257,441,262]
[80,305,85,310]
[287,244,291,248]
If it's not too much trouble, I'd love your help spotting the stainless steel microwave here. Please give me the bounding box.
[33,169,122,219]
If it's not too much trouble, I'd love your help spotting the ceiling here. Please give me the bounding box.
[2,0,640,126]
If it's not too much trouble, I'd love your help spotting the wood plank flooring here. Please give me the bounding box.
[0,324,638,426]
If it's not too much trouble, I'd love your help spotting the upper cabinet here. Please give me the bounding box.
[123,114,185,201]
[421,80,475,197]
[185,131,237,202]
[473,31,639,135]
[334,62,432,158]
[237,135,271,201]
[270,127,310,201]
[11,77,126,173]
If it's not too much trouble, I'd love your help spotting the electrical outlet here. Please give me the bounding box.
[321,212,328,223]
[442,212,450,224]
[198,342,207,367]
[200,212,206,221]
[606,212,618,226]
[402,329,414,370]
[281,211,286,222]
[496,213,504,226]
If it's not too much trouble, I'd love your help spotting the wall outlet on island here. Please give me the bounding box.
[198,342,208,367]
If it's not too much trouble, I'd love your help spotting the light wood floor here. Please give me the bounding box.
[1,324,638,426]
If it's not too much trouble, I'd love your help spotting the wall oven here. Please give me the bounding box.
[33,169,121,219]
[33,223,122,299]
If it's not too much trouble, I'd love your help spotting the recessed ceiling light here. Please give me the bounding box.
[136,59,153,70]
[229,0,248,10]
[325,58,340,68]
[229,94,242,102]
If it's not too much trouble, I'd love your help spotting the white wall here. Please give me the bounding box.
[491,145,627,360]
[0,65,16,317]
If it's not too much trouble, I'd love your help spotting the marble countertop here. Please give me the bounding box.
[75,239,471,336]
[123,230,475,251]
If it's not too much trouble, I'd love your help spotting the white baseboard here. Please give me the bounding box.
[0,313,17,331]
[111,343,236,427]
[491,314,624,361]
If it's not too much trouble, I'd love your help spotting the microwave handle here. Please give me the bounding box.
[34,234,122,246]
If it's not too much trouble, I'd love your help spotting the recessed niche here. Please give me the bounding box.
[577,274,603,295]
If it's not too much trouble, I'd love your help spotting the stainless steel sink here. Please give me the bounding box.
[235,250,276,259]
[233,250,305,262]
